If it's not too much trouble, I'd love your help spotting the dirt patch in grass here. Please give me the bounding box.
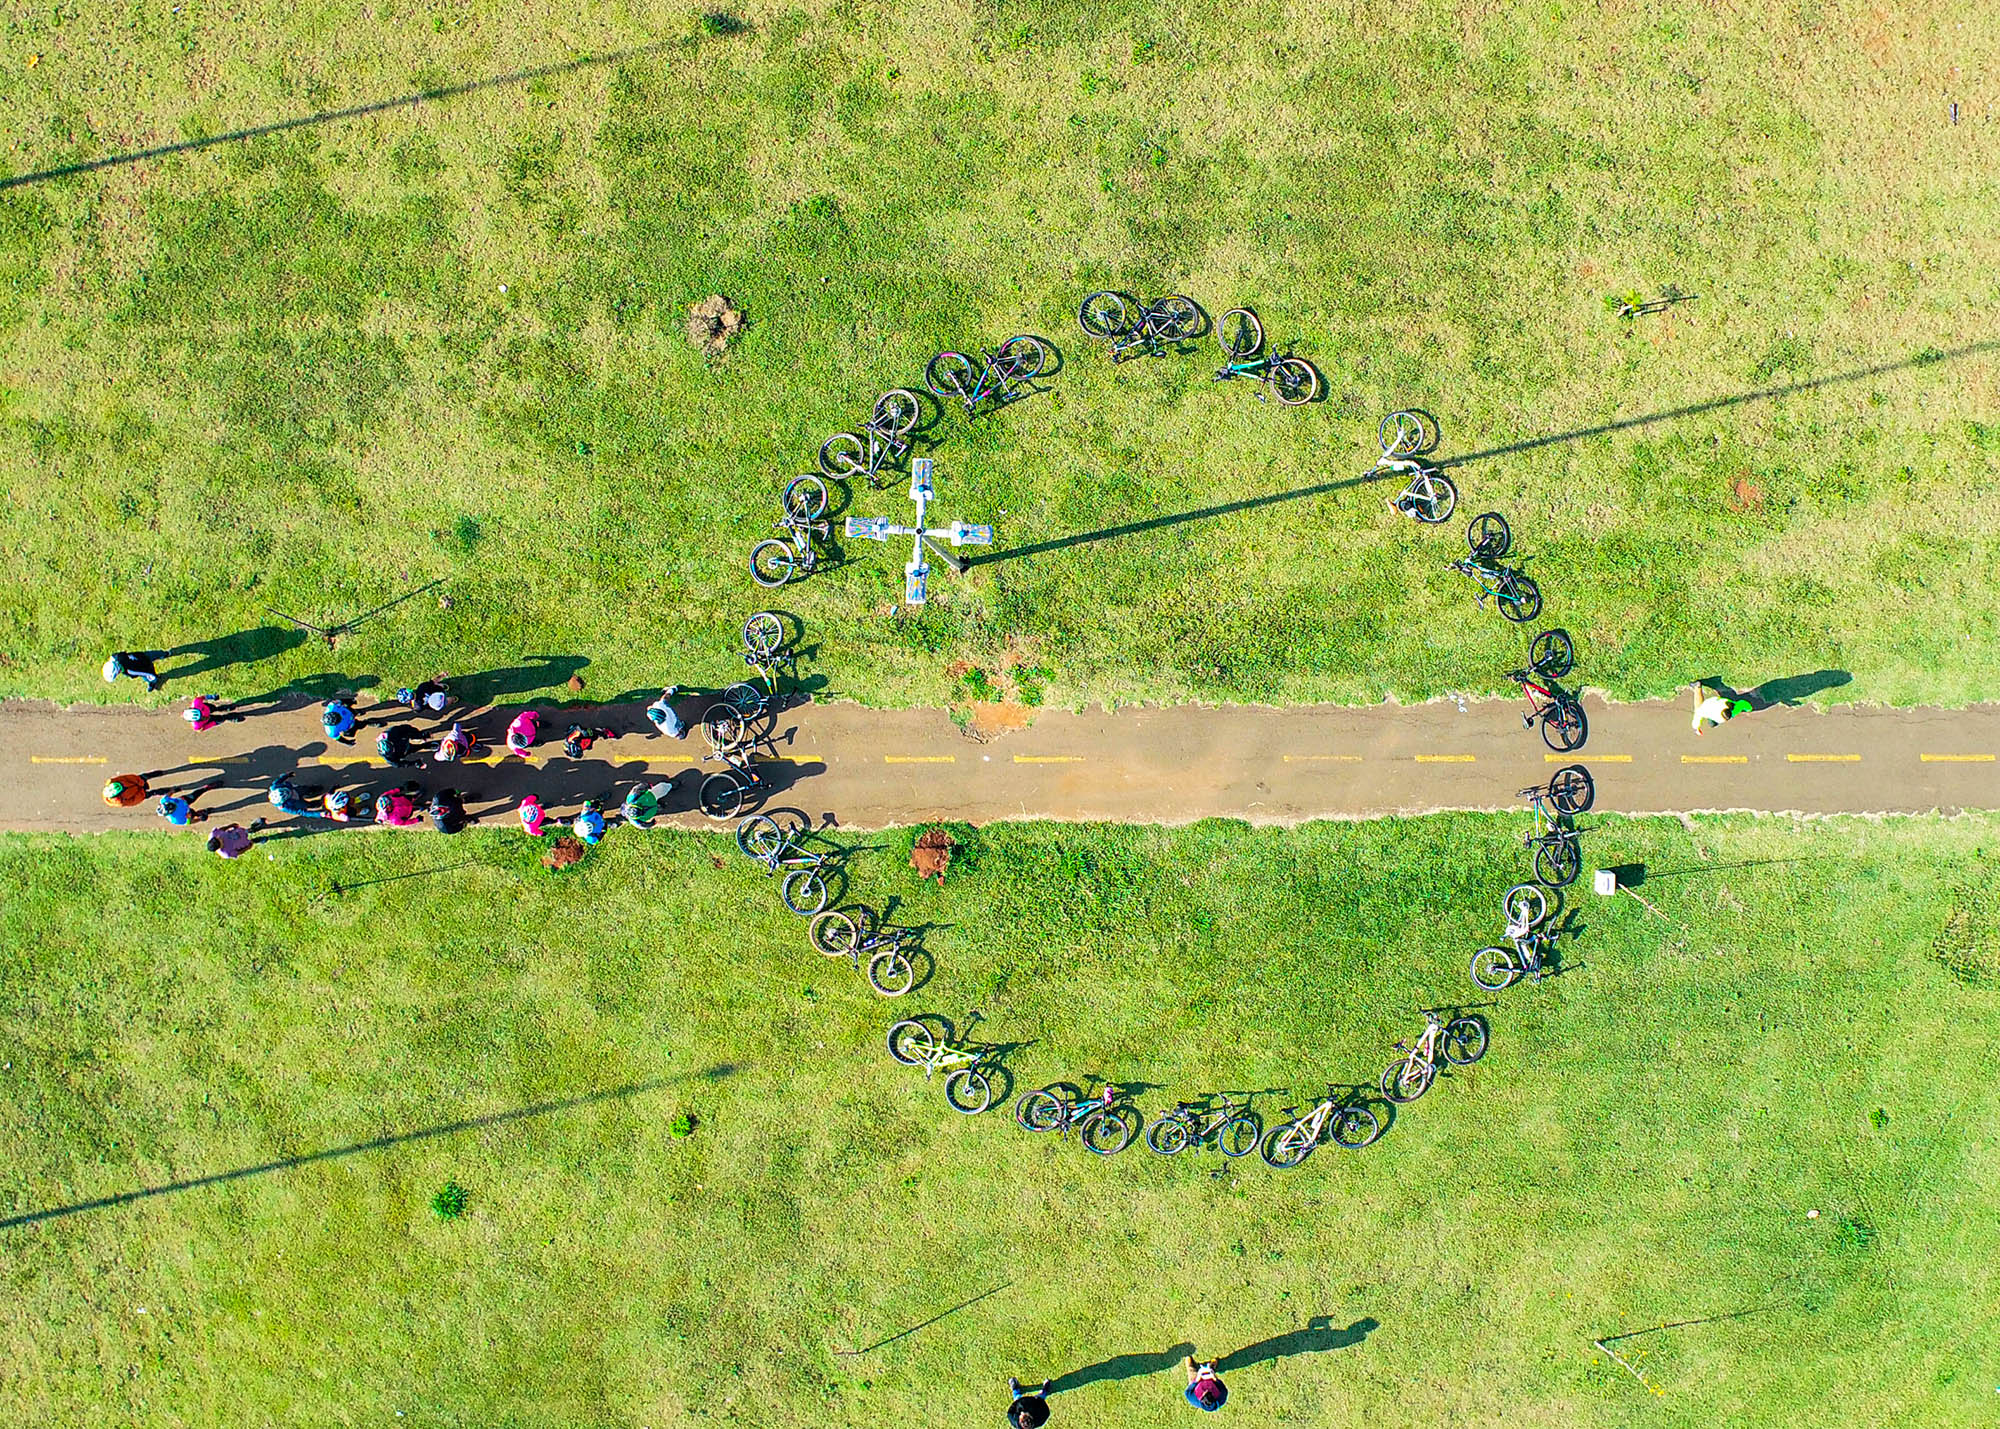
[687,296,744,359]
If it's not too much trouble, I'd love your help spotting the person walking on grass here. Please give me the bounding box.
[1692,680,1753,735]
[506,710,541,759]
[102,650,163,691]
[183,695,242,731]
[1183,1356,1227,1412]
[156,784,222,827]
[518,794,549,837]
[645,686,688,739]
[573,799,607,846]
[1006,1378,1052,1428]
[321,698,358,744]
[206,819,266,859]
[103,773,161,808]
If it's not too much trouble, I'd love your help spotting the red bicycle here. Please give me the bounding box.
[1507,629,1586,752]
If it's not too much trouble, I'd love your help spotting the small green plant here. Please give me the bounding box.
[1831,1217,1877,1253]
[1605,289,1646,321]
[670,1111,696,1138]
[1869,1106,1890,1129]
[960,667,999,702]
[431,1181,470,1220]
[700,11,747,36]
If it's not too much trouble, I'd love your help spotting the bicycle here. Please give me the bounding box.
[1524,817,1582,888]
[887,1017,995,1113]
[742,611,786,663]
[1378,409,1440,458]
[1382,457,1458,524]
[1471,883,1559,990]
[699,743,768,820]
[1259,1084,1384,1168]
[1213,308,1319,405]
[1143,1095,1262,1158]
[818,390,921,487]
[806,905,917,996]
[1077,291,1202,361]
[1506,635,1586,752]
[782,474,830,520]
[1013,1081,1139,1155]
[1520,772,1583,885]
[926,337,1051,417]
[750,511,832,588]
[1525,763,1594,819]
[735,813,833,915]
[1380,1010,1487,1104]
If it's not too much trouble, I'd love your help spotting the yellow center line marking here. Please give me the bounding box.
[314,756,381,767]
[884,755,955,764]
[189,754,250,764]
[1014,755,1084,764]
[1921,753,1995,763]
[1682,754,1748,764]
[1548,753,1630,762]
[1415,754,1475,763]
[29,755,107,764]
[1787,753,1860,763]
[1283,754,1362,763]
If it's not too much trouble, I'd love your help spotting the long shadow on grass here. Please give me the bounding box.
[1048,1342,1197,1396]
[0,42,680,191]
[1217,1315,1377,1372]
[1435,342,1998,469]
[0,1071,735,1231]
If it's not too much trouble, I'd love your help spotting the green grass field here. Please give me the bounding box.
[1,2,1997,709]
[2,813,1995,1427]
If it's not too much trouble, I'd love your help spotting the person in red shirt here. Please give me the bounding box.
[103,773,160,808]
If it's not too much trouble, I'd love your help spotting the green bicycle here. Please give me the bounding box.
[1213,308,1320,405]
[887,1017,996,1113]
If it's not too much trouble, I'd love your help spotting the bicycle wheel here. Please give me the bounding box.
[1529,628,1574,679]
[873,388,921,436]
[1468,511,1511,560]
[997,335,1050,380]
[944,1068,993,1114]
[1504,882,1549,930]
[1260,1121,1315,1169]
[736,813,785,860]
[781,867,828,916]
[1216,1112,1262,1158]
[817,432,866,479]
[925,350,978,400]
[1271,357,1320,406]
[1078,290,1135,337]
[1080,1105,1138,1155]
[1329,1103,1382,1149]
[743,611,784,660]
[1414,473,1457,524]
[1470,946,1519,991]
[1500,573,1542,623]
[749,540,796,587]
[809,909,859,957]
[1382,1057,1434,1104]
[1152,295,1202,340]
[1444,1016,1489,1065]
[699,771,748,820]
[1534,832,1581,887]
[1145,1115,1193,1156]
[1379,409,1436,457]
[783,474,830,520]
[722,682,766,720]
[703,707,745,752]
[1217,307,1262,358]
[1548,764,1594,814]
[1016,1089,1065,1132]
[867,948,915,997]
[1542,696,1587,752]
[886,1018,936,1065]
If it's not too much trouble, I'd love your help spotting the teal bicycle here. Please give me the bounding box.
[1214,308,1320,405]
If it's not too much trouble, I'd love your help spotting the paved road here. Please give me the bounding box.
[5,693,1996,836]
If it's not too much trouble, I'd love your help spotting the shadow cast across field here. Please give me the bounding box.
[1048,1342,1197,1396]
[1217,1315,1378,1372]
[1435,341,1997,469]
[0,43,679,191]
[0,1070,737,1232]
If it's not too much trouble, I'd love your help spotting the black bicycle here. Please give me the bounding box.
[1523,801,1582,887]
[750,511,831,588]
[807,906,917,996]
[1144,1095,1262,1158]
[1077,291,1202,361]
[699,743,768,820]
[926,337,1051,416]
[818,389,921,487]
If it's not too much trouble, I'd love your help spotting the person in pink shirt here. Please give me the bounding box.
[375,788,423,828]
[206,820,265,858]
[506,711,541,759]
[518,794,548,836]
[435,722,475,764]
[183,695,243,731]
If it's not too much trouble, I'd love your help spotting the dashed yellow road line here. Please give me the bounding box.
[1921,753,1995,763]
[29,755,106,764]
[884,755,955,764]
[189,754,249,765]
[1682,754,1748,764]
[1787,753,1860,763]
[315,756,380,767]
[1547,753,1630,762]
[1014,755,1084,764]
[1415,754,1475,764]
[1283,754,1362,763]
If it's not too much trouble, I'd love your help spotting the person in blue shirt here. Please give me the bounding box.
[573,800,607,846]
[321,699,357,744]
[1184,1357,1227,1412]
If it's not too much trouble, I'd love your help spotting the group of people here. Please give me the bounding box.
[100,653,701,856]
[1003,1356,1227,1425]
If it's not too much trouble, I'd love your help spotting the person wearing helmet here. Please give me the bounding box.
[102,650,162,691]
[206,821,264,858]
[572,800,607,846]
[375,788,423,828]
[427,787,469,834]
[378,724,424,768]
[518,794,549,837]
[506,710,541,759]
[621,781,665,830]
[645,686,688,739]
[397,679,450,716]
[323,788,360,823]
[321,698,358,744]
[1183,1357,1227,1412]
[102,773,154,808]
[267,773,318,818]
[184,695,240,731]
[435,722,475,764]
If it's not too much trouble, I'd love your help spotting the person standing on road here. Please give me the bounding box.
[563,724,617,759]
[206,819,266,858]
[427,787,470,834]
[506,710,542,759]
[518,794,549,837]
[1692,680,1753,735]
[573,799,607,846]
[621,781,671,830]
[103,773,159,808]
[321,698,358,744]
[396,679,451,716]
[102,650,163,691]
[1183,1357,1227,1412]
[645,686,688,739]
[267,773,321,818]
[375,788,423,828]
[184,695,242,731]
[435,722,475,764]
[156,785,221,826]
[378,723,425,768]
[1006,1378,1052,1427]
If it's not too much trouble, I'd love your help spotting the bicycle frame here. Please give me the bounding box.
[940,348,1028,414]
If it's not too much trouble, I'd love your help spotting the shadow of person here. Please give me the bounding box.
[456,656,590,707]
[1048,1342,1196,1396]
[1216,1316,1377,1373]
[1745,668,1852,709]
[158,625,310,684]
